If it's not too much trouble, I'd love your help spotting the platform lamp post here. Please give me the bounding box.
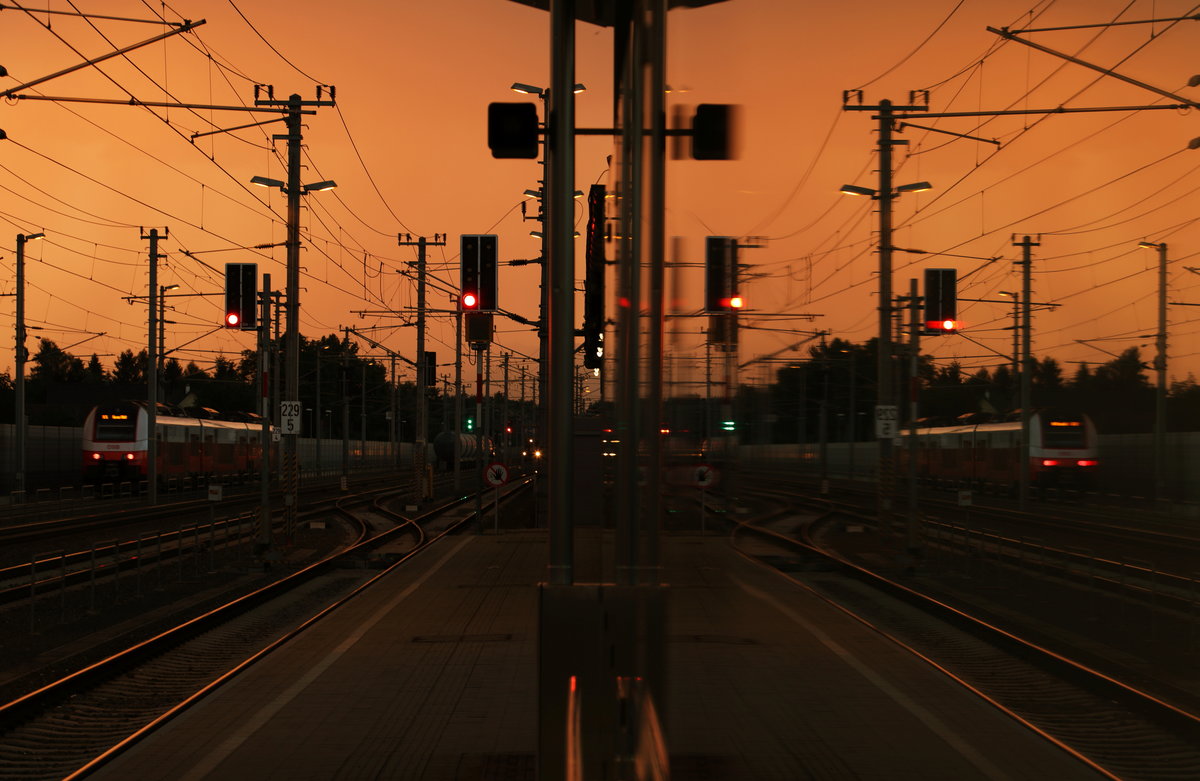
[15,231,44,499]
[838,180,931,535]
[1138,240,1169,504]
[249,174,335,536]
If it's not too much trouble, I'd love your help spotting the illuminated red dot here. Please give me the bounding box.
[226,313,239,326]
[463,293,478,308]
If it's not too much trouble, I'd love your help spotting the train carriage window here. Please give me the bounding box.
[94,410,138,441]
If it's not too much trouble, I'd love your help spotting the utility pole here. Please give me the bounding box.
[1139,240,1169,503]
[14,231,43,499]
[399,233,446,501]
[842,92,929,533]
[258,274,273,561]
[1156,242,1168,506]
[1013,234,1039,511]
[252,86,337,542]
[454,304,464,494]
[341,328,350,486]
[906,278,921,561]
[141,227,166,505]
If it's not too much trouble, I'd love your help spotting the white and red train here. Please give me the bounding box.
[901,410,1099,487]
[82,401,272,487]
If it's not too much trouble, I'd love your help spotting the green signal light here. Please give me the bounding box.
[721,420,735,431]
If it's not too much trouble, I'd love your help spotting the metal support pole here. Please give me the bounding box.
[876,101,896,531]
[283,93,303,536]
[906,278,921,560]
[475,344,485,531]
[454,307,463,493]
[14,233,33,498]
[315,351,321,476]
[144,227,162,505]
[360,362,367,466]
[259,274,273,557]
[1154,242,1168,504]
[547,0,576,585]
[1014,235,1039,511]
[341,335,350,484]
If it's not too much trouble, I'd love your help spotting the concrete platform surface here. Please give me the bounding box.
[91,530,1108,780]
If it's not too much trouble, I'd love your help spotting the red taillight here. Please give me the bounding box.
[125,453,135,461]
[91,452,101,461]
[1078,459,1097,467]
[1041,459,1059,467]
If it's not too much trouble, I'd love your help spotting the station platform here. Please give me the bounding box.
[91,527,1107,780]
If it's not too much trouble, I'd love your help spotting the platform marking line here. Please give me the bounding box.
[734,577,1013,781]
[181,536,475,781]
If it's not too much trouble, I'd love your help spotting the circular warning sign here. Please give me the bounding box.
[694,464,719,488]
[484,462,509,487]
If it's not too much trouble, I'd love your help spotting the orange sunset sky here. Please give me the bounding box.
[4,0,1200,405]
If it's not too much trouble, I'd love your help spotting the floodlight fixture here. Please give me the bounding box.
[251,175,285,189]
[839,184,876,197]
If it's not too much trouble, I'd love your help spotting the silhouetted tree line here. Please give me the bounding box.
[728,338,1200,444]
[1,334,540,440]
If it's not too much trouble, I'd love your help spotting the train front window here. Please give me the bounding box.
[1044,419,1085,448]
[94,410,137,441]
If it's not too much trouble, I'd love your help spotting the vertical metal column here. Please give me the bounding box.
[283,94,303,535]
[615,4,644,587]
[259,274,273,557]
[547,0,576,586]
[1014,234,1038,511]
[145,228,161,505]
[1154,242,1168,504]
[906,278,921,558]
[643,0,667,584]
[454,305,463,494]
[14,233,30,498]
[875,101,896,531]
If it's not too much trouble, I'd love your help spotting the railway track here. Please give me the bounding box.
[0,478,530,780]
[732,514,1200,780]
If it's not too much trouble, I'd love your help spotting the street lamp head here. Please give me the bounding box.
[523,188,542,199]
[1138,240,1164,250]
[302,180,337,193]
[162,283,180,292]
[250,175,285,189]
[573,83,587,94]
[839,184,877,198]
[21,232,44,242]
[895,181,932,194]
[511,82,544,96]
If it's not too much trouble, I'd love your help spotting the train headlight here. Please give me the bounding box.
[125,453,135,461]
[91,452,101,460]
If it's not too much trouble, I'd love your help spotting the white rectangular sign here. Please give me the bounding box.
[874,404,898,438]
[280,400,302,435]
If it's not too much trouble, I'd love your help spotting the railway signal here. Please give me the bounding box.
[460,234,498,311]
[224,263,258,330]
[705,236,740,312]
[924,268,958,334]
[583,184,606,369]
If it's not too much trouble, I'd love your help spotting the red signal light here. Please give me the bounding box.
[926,318,958,333]
[728,295,744,309]
[226,312,240,327]
[462,292,478,309]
